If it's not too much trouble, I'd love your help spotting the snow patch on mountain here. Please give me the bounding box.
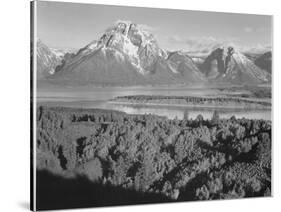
[49,48,65,59]
[87,41,98,50]
[50,47,77,59]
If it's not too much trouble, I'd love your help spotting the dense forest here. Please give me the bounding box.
[36,106,271,207]
[112,95,271,109]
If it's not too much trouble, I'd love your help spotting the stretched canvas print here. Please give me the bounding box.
[30,1,272,211]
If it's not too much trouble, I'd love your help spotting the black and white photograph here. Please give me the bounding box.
[31,1,272,211]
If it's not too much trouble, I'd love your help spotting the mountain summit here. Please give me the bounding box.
[48,21,205,85]
[200,46,270,84]
[97,20,168,74]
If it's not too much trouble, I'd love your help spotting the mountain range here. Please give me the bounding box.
[36,39,62,79]
[36,21,271,86]
[199,46,270,83]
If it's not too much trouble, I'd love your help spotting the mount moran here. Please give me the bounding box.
[36,21,271,86]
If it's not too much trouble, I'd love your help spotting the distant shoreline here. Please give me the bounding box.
[110,95,271,110]
[109,100,271,110]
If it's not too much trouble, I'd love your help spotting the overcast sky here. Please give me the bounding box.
[37,1,272,51]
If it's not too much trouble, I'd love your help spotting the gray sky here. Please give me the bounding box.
[37,1,272,51]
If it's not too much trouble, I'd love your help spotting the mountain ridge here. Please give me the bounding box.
[37,21,271,86]
[199,46,270,84]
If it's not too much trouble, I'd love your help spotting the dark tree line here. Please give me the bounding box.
[114,95,271,107]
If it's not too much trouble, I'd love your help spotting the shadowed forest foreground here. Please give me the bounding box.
[36,106,271,210]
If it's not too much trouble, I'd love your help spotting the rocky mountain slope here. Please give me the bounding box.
[36,39,62,79]
[199,46,270,84]
[254,51,272,73]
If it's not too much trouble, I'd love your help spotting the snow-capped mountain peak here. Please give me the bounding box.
[75,21,167,74]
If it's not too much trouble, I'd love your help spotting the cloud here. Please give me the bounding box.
[244,26,271,33]
[113,20,157,33]
[240,44,272,53]
[169,35,217,43]
[165,34,271,55]
[167,36,239,55]
[244,27,253,33]
[138,24,157,32]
